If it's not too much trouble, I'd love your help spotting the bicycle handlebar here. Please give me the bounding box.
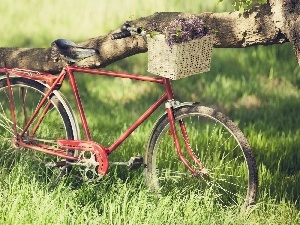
[111,31,132,40]
[111,23,144,40]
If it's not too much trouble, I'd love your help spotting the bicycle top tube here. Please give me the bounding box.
[66,65,166,84]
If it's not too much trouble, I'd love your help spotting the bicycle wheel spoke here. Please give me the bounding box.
[213,182,239,204]
[214,134,234,152]
[211,154,244,171]
[205,120,217,152]
[157,169,191,179]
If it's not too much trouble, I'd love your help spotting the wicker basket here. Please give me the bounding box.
[147,34,213,80]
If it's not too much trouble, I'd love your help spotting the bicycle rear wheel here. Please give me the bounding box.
[0,76,79,183]
[145,104,258,207]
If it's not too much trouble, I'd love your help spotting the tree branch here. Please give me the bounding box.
[0,1,297,74]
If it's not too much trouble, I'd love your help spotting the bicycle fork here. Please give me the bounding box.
[165,100,206,176]
[5,71,18,137]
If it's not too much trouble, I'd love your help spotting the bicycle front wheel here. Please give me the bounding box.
[145,105,258,207]
[0,76,79,182]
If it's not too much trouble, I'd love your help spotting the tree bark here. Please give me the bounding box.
[0,0,298,74]
[269,0,300,64]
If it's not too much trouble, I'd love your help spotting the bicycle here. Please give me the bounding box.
[0,23,258,207]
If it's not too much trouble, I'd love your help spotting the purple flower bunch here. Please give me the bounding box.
[146,15,210,49]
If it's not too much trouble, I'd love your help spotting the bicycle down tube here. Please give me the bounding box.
[2,66,203,175]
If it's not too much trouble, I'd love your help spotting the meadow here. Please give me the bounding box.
[0,0,300,224]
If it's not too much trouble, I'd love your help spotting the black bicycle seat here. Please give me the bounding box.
[51,39,99,62]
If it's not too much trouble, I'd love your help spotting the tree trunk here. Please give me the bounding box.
[269,0,300,64]
[0,0,298,74]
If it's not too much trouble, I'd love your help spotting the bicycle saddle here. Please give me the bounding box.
[51,39,99,63]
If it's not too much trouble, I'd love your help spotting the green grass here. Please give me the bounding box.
[1,0,300,224]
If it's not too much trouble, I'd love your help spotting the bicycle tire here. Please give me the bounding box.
[0,76,80,183]
[145,104,258,207]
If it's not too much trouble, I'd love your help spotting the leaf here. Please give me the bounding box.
[257,0,267,4]
[149,31,160,38]
[239,6,245,14]
[176,26,182,32]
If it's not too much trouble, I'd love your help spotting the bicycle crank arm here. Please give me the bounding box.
[45,161,67,168]
[109,156,145,170]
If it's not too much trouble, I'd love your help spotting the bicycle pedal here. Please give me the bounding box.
[127,156,144,170]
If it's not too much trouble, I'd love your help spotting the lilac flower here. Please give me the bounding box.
[146,15,210,49]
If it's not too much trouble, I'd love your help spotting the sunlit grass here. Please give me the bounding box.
[0,165,299,225]
[0,0,300,224]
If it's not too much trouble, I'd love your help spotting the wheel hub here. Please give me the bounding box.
[11,137,20,149]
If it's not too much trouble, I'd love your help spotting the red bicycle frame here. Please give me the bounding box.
[1,65,202,175]
[65,65,172,152]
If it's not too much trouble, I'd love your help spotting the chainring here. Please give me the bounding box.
[78,143,109,182]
